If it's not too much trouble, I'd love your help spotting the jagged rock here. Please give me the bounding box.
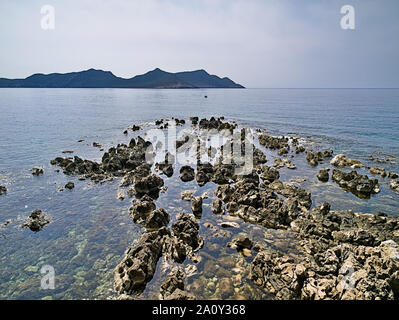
[306,150,333,166]
[258,133,289,150]
[159,267,195,300]
[129,195,156,223]
[179,166,195,182]
[369,167,387,178]
[229,236,253,250]
[390,180,399,193]
[65,182,75,190]
[250,250,306,299]
[330,154,363,168]
[211,199,224,215]
[259,165,280,184]
[0,186,7,195]
[146,208,170,230]
[332,169,380,198]
[32,168,44,176]
[198,117,236,132]
[181,190,194,201]
[134,174,164,199]
[196,163,214,186]
[251,238,399,300]
[273,158,296,169]
[191,196,203,217]
[268,180,312,209]
[172,213,203,253]
[295,146,306,154]
[317,168,330,182]
[190,116,199,125]
[21,209,50,232]
[212,163,235,184]
[114,228,169,295]
[388,172,398,179]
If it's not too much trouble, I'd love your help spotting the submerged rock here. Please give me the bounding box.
[317,168,330,182]
[160,267,195,300]
[332,169,380,198]
[21,209,50,232]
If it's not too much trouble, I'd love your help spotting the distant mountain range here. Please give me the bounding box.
[0,68,244,89]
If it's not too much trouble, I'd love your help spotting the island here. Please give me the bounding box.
[0,68,244,89]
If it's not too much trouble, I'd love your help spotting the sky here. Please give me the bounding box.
[0,0,398,88]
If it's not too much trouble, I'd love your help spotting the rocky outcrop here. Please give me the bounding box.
[273,158,296,169]
[21,209,50,232]
[211,199,225,215]
[330,154,363,168]
[32,168,44,176]
[65,182,75,190]
[198,117,236,132]
[250,201,399,300]
[159,267,195,300]
[390,180,399,193]
[0,186,7,195]
[114,228,169,295]
[191,196,203,218]
[134,174,164,199]
[172,213,203,253]
[145,208,170,230]
[259,166,280,184]
[51,136,155,183]
[306,150,333,167]
[332,169,380,198]
[129,195,156,224]
[251,240,399,300]
[369,167,387,178]
[317,168,330,182]
[196,163,214,186]
[179,166,195,182]
[258,133,289,150]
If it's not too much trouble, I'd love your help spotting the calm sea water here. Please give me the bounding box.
[0,88,398,300]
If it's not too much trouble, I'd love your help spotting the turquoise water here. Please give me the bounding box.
[0,88,398,299]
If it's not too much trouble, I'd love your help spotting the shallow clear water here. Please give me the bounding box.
[0,88,398,300]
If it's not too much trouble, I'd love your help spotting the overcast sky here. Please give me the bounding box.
[0,0,398,87]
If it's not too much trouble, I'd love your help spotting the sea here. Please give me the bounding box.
[0,88,398,299]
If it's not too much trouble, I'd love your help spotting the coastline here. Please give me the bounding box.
[2,116,397,300]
